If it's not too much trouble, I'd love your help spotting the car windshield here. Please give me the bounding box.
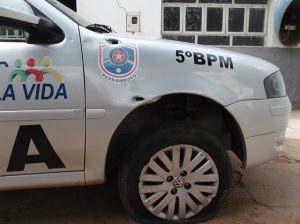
[45,0,91,27]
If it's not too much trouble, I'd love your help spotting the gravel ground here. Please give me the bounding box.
[0,112,299,224]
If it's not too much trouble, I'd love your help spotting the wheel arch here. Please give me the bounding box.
[105,93,246,177]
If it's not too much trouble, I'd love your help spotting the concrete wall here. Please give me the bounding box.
[226,47,300,109]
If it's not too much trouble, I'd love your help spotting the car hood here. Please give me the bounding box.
[80,28,280,105]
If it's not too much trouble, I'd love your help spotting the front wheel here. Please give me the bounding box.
[118,123,232,224]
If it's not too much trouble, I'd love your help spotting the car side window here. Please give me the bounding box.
[0,26,25,42]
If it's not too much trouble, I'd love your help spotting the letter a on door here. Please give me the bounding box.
[7,125,65,172]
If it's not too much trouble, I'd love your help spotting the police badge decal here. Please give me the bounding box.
[98,42,138,83]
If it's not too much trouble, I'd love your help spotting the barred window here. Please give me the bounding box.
[186,7,202,31]
[162,0,268,46]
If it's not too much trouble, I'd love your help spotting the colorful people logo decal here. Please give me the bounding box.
[26,58,44,82]
[99,43,138,83]
[9,57,63,82]
[9,59,31,82]
[41,56,64,82]
[0,56,67,102]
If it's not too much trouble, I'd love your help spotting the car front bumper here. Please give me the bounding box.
[226,96,291,168]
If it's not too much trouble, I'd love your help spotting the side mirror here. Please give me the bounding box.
[0,0,64,44]
[25,16,65,44]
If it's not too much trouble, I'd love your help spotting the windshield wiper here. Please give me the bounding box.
[86,24,114,33]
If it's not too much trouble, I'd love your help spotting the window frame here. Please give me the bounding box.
[161,1,269,46]
[198,35,231,46]
[204,5,226,34]
[162,4,183,34]
[226,6,247,34]
[246,5,268,35]
[184,5,204,34]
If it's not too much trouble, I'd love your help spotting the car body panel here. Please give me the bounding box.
[226,96,291,168]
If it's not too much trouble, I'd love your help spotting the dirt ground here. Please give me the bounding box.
[0,113,299,224]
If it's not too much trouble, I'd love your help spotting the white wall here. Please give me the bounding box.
[77,0,162,38]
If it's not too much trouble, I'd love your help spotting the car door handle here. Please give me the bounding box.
[86,109,107,119]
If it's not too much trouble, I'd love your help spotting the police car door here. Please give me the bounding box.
[0,0,85,186]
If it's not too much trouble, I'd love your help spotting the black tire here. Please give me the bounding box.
[118,122,232,224]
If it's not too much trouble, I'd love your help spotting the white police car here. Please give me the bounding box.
[0,0,291,223]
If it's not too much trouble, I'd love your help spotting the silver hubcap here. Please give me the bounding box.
[138,145,219,221]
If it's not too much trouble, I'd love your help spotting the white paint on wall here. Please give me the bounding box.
[77,0,162,38]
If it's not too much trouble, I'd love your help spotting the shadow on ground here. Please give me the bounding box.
[0,178,134,224]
